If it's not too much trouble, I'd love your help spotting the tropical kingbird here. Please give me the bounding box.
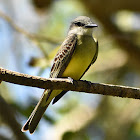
[22,16,98,134]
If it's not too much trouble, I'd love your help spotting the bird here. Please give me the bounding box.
[22,16,98,134]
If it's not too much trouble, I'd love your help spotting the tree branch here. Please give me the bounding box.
[0,67,140,99]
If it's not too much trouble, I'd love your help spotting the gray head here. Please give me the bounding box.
[68,16,98,36]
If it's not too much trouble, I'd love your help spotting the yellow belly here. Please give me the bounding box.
[62,35,97,80]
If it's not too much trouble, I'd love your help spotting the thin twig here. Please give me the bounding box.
[0,10,59,44]
[0,67,140,99]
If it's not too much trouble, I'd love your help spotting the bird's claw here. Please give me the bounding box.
[68,77,74,84]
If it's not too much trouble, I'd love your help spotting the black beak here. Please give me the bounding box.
[85,23,98,28]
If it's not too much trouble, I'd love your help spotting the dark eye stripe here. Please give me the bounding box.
[75,22,85,27]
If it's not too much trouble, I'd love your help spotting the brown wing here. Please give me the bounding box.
[49,34,77,78]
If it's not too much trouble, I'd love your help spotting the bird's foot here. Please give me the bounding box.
[68,77,74,84]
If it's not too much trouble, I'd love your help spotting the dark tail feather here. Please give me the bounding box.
[22,90,51,134]
[22,103,49,134]
[52,91,67,104]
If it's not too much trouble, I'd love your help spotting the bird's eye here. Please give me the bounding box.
[75,22,85,27]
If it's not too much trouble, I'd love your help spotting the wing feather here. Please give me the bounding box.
[50,34,77,78]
